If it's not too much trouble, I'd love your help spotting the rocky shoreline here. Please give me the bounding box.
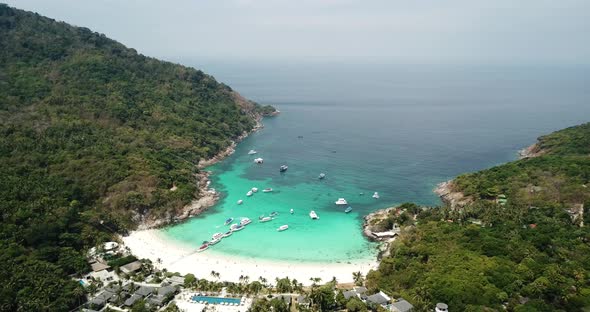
[137,112,273,229]
[518,143,544,159]
[433,180,472,209]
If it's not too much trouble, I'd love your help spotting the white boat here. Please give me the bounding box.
[240,218,252,226]
[319,173,326,179]
[224,218,234,226]
[372,192,380,199]
[259,216,273,222]
[263,188,273,193]
[335,198,348,205]
[280,165,288,172]
[277,225,289,232]
[223,230,233,238]
[248,150,257,155]
[237,199,243,205]
[197,243,209,252]
[254,158,264,164]
[290,209,294,214]
[270,211,278,217]
[345,206,353,213]
[212,233,224,240]
[251,187,258,193]
[209,238,221,245]
[309,210,319,220]
[246,191,253,197]
[231,224,245,231]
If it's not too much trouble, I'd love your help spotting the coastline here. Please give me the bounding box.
[122,229,378,286]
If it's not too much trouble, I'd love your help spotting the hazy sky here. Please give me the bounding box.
[5,0,590,65]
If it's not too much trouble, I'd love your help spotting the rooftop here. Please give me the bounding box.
[90,262,110,272]
[391,299,414,312]
[120,260,142,274]
[366,291,391,305]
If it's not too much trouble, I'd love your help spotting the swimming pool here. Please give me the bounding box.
[191,295,241,305]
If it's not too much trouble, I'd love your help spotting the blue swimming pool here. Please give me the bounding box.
[191,295,241,305]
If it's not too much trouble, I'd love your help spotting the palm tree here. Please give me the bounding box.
[72,285,85,307]
[352,271,364,286]
[330,276,337,285]
[243,275,250,284]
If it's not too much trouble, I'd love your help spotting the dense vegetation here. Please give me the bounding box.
[0,4,273,311]
[367,123,590,311]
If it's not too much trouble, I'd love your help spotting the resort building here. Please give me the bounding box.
[390,298,414,312]
[296,295,311,308]
[120,260,143,274]
[366,291,391,306]
[168,275,185,286]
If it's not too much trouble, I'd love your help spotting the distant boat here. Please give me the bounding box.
[297,135,303,139]
[318,173,326,179]
[263,188,273,193]
[345,207,353,213]
[248,150,258,155]
[270,211,279,217]
[246,191,253,197]
[372,192,380,199]
[335,198,348,205]
[209,238,221,245]
[277,225,289,231]
[240,218,252,226]
[309,210,319,220]
[197,243,209,252]
[254,158,264,164]
[280,165,288,172]
[251,187,259,193]
[290,209,294,214]
[237,199,243,205]
[260,216,273,223]
[224,218,234,226]
[212,233,224,241]
[359,192,364,196]
[223,230,233,238]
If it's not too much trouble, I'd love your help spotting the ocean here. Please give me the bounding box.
[161,62,590,263]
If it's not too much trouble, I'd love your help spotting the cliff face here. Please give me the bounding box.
[433,180,473,209]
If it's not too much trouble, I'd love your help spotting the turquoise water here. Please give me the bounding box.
[163,63,590,263]
[191,296,241,305]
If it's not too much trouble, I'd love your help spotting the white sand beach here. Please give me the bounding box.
[122,230,378,286]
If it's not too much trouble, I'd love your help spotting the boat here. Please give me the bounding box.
[372,192,380,199]
[259,216,273,222]
[345,207,353,213]
[197,243,209,252]
[290,208,294,214]
[224,218,234,226]
[263,188,273,193]
[254,158,264,164]
[209,238,221,245]
[240,218,252,226]
[280,165,288,172]
[309,210,319,220]
[270,211,278,217]
[237,199,243,205]
[231,224,245,231]
[212,233,224,241]
[223,230,233,238]
[277,225,289,231]
[335,198,348,205]
[248,150,257,155]
[246,190,253,197]
[319,173,326,179]
[251,187,258,193]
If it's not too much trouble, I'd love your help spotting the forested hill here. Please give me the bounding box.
[367,123,590,311]
[0,4,273,311]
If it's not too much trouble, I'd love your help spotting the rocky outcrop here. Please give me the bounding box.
[518,143,545,159]
[434,180,473,209]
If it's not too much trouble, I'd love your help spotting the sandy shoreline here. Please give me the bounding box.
[122,230,378,286]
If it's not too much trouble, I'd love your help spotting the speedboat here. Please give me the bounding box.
[345,207,353,213]
[335,198,348,205]
[372,192,380,199]
[259,216,273,222]
[270,211,279,217]
[237,199,243,205]
[263,188,273,193]
[290,209,294,214]
[248,150,257,155]
[319,173,326,179]
[197,243,209,252]
[223,230,233,238]
[212,233,224,240]
[240,218,252,226]
[309,210,319,220]
[280,165,288,172]
[224,218,234,226]
[209,238,221,245]
[277,225,289,232]
[231,224,245,231]
[251,187,258,193]
[254,158,263,164]
[246,191,253,197]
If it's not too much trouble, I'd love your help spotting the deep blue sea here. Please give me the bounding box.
[163,62,590,261]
